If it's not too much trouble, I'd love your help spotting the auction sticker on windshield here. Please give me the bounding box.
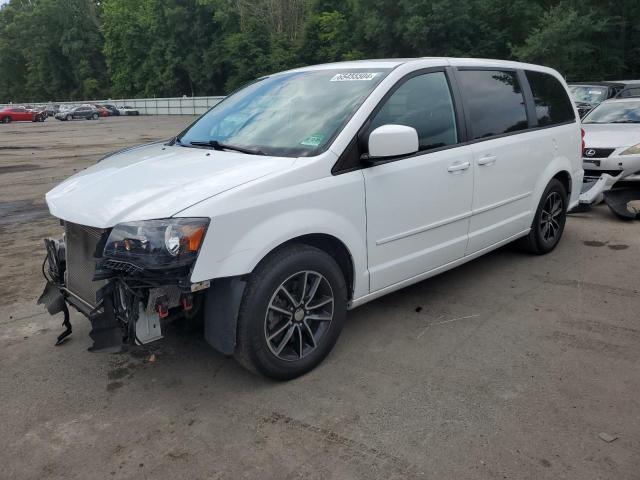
[330,72,380,82]
[300,134,325,146]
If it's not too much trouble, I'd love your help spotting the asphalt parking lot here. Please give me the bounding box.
[1,116,639,480]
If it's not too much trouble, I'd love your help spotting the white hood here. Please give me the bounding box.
[46,143,294,228]
[582,123,640,149]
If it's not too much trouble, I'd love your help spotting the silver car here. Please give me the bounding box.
[581,98,640,181]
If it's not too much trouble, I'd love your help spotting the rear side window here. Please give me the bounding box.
[458,70,528,139]
[619,87,640,98]
[369,71,458,151]
[526,71,575,126]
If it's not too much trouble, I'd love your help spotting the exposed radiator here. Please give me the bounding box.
[64,222,107,307]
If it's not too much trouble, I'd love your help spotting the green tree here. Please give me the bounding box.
[512,2,623,81]
[0,0,107,102]
[2,0,640,101]
[0,1,29,102]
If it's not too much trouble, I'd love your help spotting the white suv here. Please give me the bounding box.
[41,58,582,379]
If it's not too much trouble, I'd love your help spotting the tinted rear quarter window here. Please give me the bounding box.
[526,71,575,126]
[457,70,528,139]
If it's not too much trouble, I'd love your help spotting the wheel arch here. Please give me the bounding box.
[258,233,355,301]
[202,233,356,357]
[552,170,572,196]
[530,156,574,216]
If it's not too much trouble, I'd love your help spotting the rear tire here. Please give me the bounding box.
[4,116,11,123]
[92,113,98,120]
[66,114,72,121]
[235,244,347,380]
[519,178,567,254]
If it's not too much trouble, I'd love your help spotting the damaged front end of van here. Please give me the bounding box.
[35,131,291,353]
[39,218,211,352]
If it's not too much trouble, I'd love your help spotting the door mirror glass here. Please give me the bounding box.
[368,124,419,159]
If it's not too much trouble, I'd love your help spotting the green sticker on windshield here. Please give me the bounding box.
[300,134,324,147]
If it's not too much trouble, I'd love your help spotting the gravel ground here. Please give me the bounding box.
[1,116,639,480]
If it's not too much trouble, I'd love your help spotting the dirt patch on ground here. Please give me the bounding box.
[0,164,43,174]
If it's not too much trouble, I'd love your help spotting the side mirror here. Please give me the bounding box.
[367,124,419,160]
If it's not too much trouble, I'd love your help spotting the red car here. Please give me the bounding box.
[0,106,36,123]
[93,105,110,117]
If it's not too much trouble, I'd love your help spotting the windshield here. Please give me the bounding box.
[569,85,608,104]
[583,101,640,124]
[178,68,391,157]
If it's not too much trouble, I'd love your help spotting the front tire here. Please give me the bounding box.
[235,244,347,380]
[520,178,567,254]
[92,113,98,120]
[66,114,72,121]
[3,116,12,123]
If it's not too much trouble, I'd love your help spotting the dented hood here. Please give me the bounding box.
[582,123,640,149]
[46,142,294,228]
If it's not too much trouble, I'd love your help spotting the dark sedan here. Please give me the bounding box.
[55,105,100,121]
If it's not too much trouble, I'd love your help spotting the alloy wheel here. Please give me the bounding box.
[264,270,334,361]
[540,191,563,243]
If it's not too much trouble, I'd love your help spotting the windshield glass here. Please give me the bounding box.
[178,68,391,157]
[583,101,640,124]
[569,85,608,104]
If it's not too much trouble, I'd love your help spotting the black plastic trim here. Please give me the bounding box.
[517,69,538,128]
[203,276,247,355]
[446,66,469,143]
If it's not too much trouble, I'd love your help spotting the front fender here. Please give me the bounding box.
[185,170,369,299]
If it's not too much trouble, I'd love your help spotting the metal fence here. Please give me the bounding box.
[0,95,225,115]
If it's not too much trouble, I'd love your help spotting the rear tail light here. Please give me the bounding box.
[581,128,585,154]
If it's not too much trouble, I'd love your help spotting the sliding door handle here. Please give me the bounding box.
[477,155,497,166]
[447,161,470,173]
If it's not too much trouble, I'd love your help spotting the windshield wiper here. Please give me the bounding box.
[610,120,640,124]
[188,140,265,155]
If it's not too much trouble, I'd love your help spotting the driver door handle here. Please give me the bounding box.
[477,155,497,166]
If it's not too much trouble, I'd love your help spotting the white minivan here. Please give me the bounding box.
[41,58,583,379]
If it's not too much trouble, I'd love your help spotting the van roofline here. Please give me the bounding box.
[279,57,563,75]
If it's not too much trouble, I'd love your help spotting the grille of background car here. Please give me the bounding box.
[582,148,615,158]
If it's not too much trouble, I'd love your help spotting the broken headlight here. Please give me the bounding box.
[103,218,209,270]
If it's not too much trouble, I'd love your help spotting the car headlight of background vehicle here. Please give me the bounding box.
[621,143,640,155]
[103,218,209,270]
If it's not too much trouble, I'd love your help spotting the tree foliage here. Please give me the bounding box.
[0,0,639,102]
[0,0,107,102]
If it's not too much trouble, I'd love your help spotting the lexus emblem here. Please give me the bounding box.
[585,149,596,157]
